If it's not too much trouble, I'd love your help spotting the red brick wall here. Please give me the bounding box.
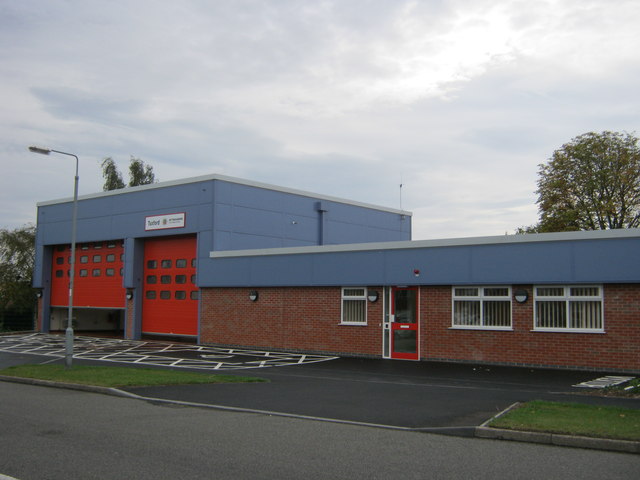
[200,284,640,372]
[200,287,383,356]
[422,285,640,372]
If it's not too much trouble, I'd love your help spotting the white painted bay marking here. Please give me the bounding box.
[573,376,634,389]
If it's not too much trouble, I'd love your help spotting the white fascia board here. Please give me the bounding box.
[210,228,640,258]
[36,173,411,216]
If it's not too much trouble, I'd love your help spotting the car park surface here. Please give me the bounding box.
[1,333,638,434]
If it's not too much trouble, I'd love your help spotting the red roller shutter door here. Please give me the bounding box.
[142,235,198,336]
[51,241,125,308]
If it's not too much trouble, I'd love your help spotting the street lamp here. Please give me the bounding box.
[29,146,79,368]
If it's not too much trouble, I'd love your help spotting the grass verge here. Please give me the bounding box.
[489,400,640,441]
[0,364,267,388]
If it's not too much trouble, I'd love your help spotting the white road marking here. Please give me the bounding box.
[0,333,337,371]
[573,376,634,389]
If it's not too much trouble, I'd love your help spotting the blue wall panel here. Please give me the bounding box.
[468,243,574,285]
[214,204,233,231]
[248,255,315,285]
[213,230,232,251]
[36,175,409,288]
[312,251,387,285]
[208,178,407,251]
[203,234,640,287]
[573,238,640,283]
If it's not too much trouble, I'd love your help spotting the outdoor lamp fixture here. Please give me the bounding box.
[29,146,79,369]
[249,290,259,302]
[367,290,379,302]
[514,289,529,304]
[126,290,134,301]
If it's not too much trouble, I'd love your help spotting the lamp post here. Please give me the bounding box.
[29,146,79,368]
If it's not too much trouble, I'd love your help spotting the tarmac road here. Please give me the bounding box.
[0,335,638,434]
[1,381,639,480]
[126,356,640,434]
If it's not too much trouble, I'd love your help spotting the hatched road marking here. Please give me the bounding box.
[0,333,337,371]
[573,375,634,389]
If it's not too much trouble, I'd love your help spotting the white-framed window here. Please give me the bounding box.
[341,287,367,325]
[534,285,603,332]
[452,286,512,329]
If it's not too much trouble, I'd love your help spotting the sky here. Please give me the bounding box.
[1,0,638,240]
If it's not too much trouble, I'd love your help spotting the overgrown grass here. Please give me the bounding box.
[0,364,267,388]
[603,377,640,397]
[489,400,640,441]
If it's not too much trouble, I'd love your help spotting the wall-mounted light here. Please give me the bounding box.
[249,290,259,302]
[413,269,420,277]
[514,289,529,304]
[126,290,134,301]
[36,290,43,299]
[367,290,379,302]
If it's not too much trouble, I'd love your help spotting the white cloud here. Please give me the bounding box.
[1,0,639,240]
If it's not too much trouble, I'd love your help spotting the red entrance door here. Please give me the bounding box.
[391,287,419,360]
[142,235,198,336]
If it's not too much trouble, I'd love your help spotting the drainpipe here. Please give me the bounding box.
[316,202,328,245]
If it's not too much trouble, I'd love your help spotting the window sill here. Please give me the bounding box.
[449,326,513,332]
[339,322,368,326]
[532,328,605,334]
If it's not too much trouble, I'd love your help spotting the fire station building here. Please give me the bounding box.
[34,174,640,373]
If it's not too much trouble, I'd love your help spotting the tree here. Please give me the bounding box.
[128,156,156,187]
[0,224,36,313]
[101,156,157,191]
[101,157,125,191]
[529,131,640,233]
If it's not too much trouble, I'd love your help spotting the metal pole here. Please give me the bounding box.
[29,147,79,368]
[65,152,79,369]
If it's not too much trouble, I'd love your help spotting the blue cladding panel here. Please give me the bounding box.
[108,183,204,213]
[469,242,574,284]
[32,217,46,288]
[249,255,315,285]
[38,183,211,245]
[573,239,640,282]
[229,232,289,250]
[233,207,285,236]
[313,251,387,285]
[209,179,408,251]
[201,235,640,287]
[214,204,233,230]
[383,247,472,285]
[198,204,214,230]
[35,175,409,286]
[283,215,317,243]
[213,230,232,251]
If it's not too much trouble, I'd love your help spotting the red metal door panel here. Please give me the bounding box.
[51,241,125,308]
[390,287,419,360]
[142,235,198,336]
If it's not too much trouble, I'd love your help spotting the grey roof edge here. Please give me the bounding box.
[210,228,640,258]
[36,172,411,216]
